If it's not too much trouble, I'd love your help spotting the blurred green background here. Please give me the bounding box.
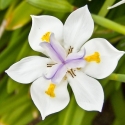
[0,0,125,125]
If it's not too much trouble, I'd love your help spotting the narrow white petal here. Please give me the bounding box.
[107,0,125,9]
[63,5,94,52]
[82,38,125,79]
[28,15,63,54]
[68,70,104,112]
[30,77,69,120]
[5,56,52,83]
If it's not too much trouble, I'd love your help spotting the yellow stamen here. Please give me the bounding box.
[41,32,51,42]
[45,83,56,97]
[84,52,100,63]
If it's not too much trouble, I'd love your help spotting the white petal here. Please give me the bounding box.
[81,38,125,79]
[67,70,104,112]
[30,77,69,120]
[63,5,94,52]
[5,56,52,84]
[28,15,63,54]
[107,0,125,9]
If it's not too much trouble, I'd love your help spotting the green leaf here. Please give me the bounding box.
[7,79,21,94]
[108,73,125,82]
[0,45,22,73]
[58,94,77,125]
[111,89,125,125]
[0,27,29,73]
[92,14,125,35]
[5,102,31,125]
[0,0,14,10]
[37,113,58,125]
[98,0,116,17]
[70,105,85,125]
[5,1,42,30]
[0,76,8,101]
[27,0,74,12]
[15,108,38,125]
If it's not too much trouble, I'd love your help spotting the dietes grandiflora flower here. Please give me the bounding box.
[5,5,125,120]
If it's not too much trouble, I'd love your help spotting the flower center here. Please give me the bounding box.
[84,52,100,63]
[41,32,51,42]
[45,83,56,97]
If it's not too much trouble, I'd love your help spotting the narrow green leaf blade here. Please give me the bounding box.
[0,0,14,10]
[27,0,74,12]
[6,1,42,30]
[92,14,125,35]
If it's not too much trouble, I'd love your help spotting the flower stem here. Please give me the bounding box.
[108,73,125,82]
[98,0,116,17]
[92,14,125,35]
[59,94,76,125]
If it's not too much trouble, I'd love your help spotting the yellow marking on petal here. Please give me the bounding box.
[84,52,100,63]
[41,32,51,42]
[45,83,56,97]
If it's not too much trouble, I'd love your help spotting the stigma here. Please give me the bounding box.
[45,83,56,97]
[84,52,100,63]
[41,32,51,42]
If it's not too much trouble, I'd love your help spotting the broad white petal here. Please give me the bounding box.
[68,70,104,112]
[30,77,69,120]
[82,38,125,79]
[108,0,125,9]
[28,15,63,54]
[5,56,52,83]
[63,5,94,52]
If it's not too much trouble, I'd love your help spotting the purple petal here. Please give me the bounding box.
[65,49,86,69]
[66,49,86,61]
[44,63,61,79]
[44,63,67,84]
[66,59,86,69]
[40,42,61,63]
[40,33,66,63]
[51,64,67,84]
[50,33,66,62]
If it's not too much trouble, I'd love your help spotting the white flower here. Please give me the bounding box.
[107,0,125,9]
[5,5,125,120]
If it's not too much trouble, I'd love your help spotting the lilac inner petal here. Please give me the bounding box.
[40,33,66,63]
[66,59,86,69]
[50,33,66,62]
[40,42,62,63]
[43,63,62,80]
[51,64,67,84]
[65,48,86,69]
[66,49,86,62]
[44,63,67,84]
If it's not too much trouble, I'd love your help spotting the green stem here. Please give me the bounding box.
[98,0,116,17]
[59,94,76,125]
[108,73,125,82]
[92,14,125,35]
